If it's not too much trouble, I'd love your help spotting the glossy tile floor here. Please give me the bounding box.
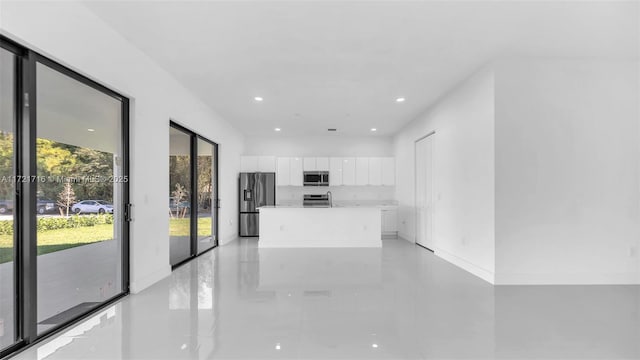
[10,239,640,359]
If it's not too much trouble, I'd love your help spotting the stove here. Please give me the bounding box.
[303,194,331,207]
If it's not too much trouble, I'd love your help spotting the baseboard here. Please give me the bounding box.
[130,265,172,294]
[495,271,640,285]
[434,247,495,284]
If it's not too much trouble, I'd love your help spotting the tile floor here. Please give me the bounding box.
[9,239,640,359]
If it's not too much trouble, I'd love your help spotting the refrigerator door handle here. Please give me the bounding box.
[256,175,262,207]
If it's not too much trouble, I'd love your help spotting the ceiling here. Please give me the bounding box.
[83,1,639,137]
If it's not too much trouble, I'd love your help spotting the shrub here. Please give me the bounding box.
[0,214,114,234]
[0,220,13,235]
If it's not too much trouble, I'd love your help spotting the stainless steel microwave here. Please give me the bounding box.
[303,171,329,186]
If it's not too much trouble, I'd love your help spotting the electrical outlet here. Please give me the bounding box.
[228,219,233,225]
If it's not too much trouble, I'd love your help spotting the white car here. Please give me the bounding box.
[71,200,114,214]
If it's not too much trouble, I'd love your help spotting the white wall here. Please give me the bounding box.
[243,135,393,157]
[393,68,496,283]
[0,1,244,293]
[495,58,640,284]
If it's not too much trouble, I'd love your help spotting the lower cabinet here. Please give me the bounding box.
[381,208,398,238]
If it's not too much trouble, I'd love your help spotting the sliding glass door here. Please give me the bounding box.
[197,138,217,254]
[169,122,218,268]
[0,36,129,357]
[0,44,17,353]
[35,61,126,334]
[169,126,192,266]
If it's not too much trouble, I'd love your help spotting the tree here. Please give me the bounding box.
[197,155,212,211]
[57,181,76,216]
[71,147,114,202]
[36,138,76,201]
[0,132,14,200]
[171,183,188,218]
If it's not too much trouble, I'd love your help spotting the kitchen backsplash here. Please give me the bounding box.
[276,185,395,205]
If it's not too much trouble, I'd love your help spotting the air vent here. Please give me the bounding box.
[327,128,337,132]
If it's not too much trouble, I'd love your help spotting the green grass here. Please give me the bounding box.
[169,217,212,237]
[0,217,214,264]
[0,224,114,264]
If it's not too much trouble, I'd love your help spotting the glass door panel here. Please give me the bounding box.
[197,138,215,253]
[35,62,124,334]
[0,46,16,351]
[169,127,192,266]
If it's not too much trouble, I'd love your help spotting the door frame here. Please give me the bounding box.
[414,131,435,252]
[0,34,131,358]
[169,120,219,270]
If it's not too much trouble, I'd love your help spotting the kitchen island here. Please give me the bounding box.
[258,206,382,248]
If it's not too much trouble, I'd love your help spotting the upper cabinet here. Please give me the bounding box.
[342,158,356,185]
[240,156,276,172]
[303,157,315,171]
[289,157,303,186]
[276,157,291,186]
[368,157,382,186]
[267,156,395,187]
[329,157,343,186]
[381,157,395,186]
[316,157,329,171]
[258,156,276,172]
[355,158,369,185]
[303,157,329,171]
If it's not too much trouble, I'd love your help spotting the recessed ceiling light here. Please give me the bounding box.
[274,128,281,132]
[254,96,263,102]
[87,128,95,132]
[396,97,405,103]
[370,128,377,132]
[372,344,379,348]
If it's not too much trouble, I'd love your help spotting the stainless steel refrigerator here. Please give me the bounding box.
[239,172,276,237]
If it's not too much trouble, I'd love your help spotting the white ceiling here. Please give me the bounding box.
[83,0,639,137]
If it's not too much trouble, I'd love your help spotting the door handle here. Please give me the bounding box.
[124,203,133,222]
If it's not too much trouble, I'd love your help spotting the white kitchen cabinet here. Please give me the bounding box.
[355,158,369,185]
[258,156,276,172]
[329,157,343,186]
[368,157,382,186]
[381,157,395,186]
[303,157,315,171]
[276,157,290,186]
[381,208,398,238]
[240,156,259,172]
[316,157,329,171]
[342,158,356,185]
[290,157,303,186]
[303,157,329,171]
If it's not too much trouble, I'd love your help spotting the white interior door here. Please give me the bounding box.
[415,134,434,250]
